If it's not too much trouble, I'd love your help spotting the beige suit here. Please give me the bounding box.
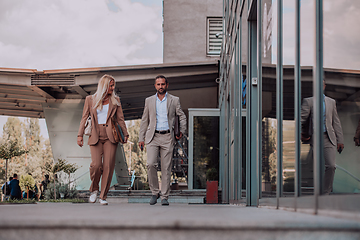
[78,95,129,200]
[139,93,186,199]
[301,96,344,194]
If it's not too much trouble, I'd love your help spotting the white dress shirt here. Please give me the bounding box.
[156,93,169,131]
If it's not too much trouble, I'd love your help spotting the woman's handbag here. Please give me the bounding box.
[84,115,92,136]
[111,116,125,143]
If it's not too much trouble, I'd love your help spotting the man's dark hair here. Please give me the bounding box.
[155,75,168,84]
[45,174,49,179]
[13,173,17,178]
[9,177,13,181]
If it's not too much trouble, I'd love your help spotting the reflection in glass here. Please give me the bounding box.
[193,116,219,189]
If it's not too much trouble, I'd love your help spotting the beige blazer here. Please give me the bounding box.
[301,96,344,146]
[78,95,129,145]
[139,93,186,144]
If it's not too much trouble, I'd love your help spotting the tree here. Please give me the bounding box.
[19,174,35,199]
[126,120,148,188]
[0,138,28,186]
[24,118,41,165]
[62,162,79,190]
[0,117,54,193]
[44,159,67,200]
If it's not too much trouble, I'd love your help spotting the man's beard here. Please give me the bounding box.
[157,89,166,94]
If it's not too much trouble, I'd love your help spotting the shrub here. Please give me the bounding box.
[44,183,78,200]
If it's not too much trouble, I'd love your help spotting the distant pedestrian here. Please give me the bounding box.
[9,174,22,200]
[2,177,13,200]
[39,174,50,199]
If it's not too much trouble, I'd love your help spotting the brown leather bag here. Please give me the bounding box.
[111,116,125,143]
[174,114,180,138]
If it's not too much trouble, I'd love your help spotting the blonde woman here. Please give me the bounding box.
[77,74,128,205]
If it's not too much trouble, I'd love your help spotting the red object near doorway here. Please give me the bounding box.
[206,181,218,203]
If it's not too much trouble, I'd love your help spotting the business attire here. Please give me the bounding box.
[139,93,186,202]
[78,95,128,201]
[301,96,344,194]
[354,118,360,146]
[9,179,22,200]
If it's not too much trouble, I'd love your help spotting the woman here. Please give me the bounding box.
[77,74,128,205]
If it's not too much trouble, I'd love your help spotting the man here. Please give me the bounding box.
[9,173,22,200]
[1,177,13,201]
[301,81,344,194]
[139,75,186,206]
[354,118,360,146]
[39,174,50,199]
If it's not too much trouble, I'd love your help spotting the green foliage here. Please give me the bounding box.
[0,139,27,160]
[39,198,86,203]
[126,120,148,188]
[62,162,79,175]
[19,174,36,191]
[44,158,67,175]
[3,199,36,204]
[44,183,78,200]
[0,117,53,189]
[206,168,218,181]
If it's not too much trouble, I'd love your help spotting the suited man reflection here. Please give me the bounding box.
[139,75,186,206]
[301,81,344,194]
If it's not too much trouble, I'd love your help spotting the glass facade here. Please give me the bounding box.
[219,0,360,212]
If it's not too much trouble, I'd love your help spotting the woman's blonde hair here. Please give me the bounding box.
[92,74,120,110]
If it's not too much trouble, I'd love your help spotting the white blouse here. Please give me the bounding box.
[97,104,109,124]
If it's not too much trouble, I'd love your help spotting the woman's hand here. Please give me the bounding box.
[77,136,83,147]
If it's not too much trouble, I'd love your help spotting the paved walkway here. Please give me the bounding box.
[1,202,360,240]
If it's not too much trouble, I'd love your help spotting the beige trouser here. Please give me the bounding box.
[89,124,118,200]
[146,132,174,200]
[308,132,337,194]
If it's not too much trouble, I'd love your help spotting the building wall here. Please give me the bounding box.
[163,0,223,63]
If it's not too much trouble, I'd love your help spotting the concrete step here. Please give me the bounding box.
[1,202,360,240]
[78,189,207,204]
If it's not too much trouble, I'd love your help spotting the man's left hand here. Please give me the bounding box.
[123,136,128,144]
[176,132,183,140]
[337,143,344,153]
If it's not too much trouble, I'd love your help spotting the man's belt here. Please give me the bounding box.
[155,130,170,134]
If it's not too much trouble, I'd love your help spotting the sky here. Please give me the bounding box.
[0,0,359,139]
[0,0,163,139]
[0,0,163,70]
[272,0,360,70]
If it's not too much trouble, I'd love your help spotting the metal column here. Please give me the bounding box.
[313,0,324,214]
[276,0,284,208]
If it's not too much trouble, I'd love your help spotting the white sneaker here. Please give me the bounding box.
[89,190,98,203]
[99,199,108,205]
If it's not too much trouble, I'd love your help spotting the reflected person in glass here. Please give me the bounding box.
[301,80,344,194]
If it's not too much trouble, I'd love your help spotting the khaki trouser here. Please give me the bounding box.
[308,132,337,194]
[89,124,118,200]
[146,132,174,200]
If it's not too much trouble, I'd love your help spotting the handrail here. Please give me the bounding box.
[336,164,360,183]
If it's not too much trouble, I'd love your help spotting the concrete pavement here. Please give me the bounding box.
[1,202,360,240]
